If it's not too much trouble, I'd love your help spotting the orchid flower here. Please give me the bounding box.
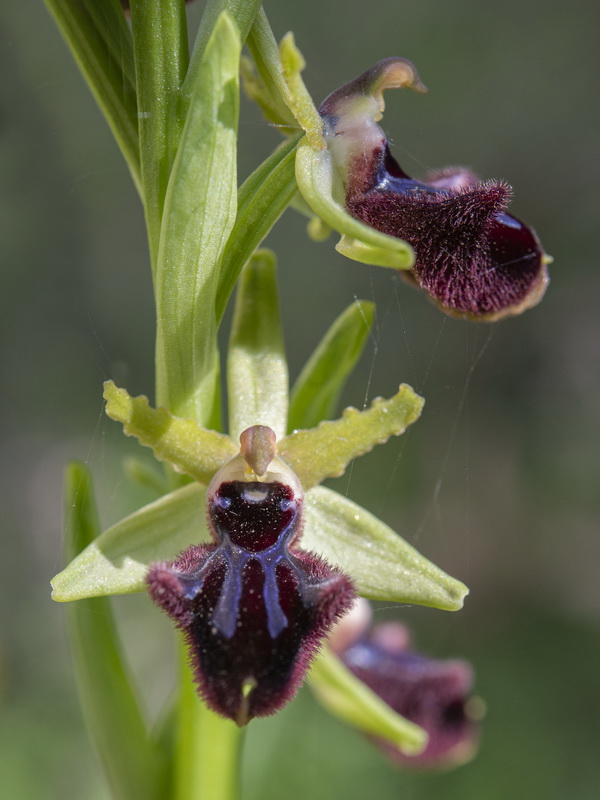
[54,250,467,737]
[285,52,550,320]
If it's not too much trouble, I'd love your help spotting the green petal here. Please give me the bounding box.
[227,250,289,441]
[289,300,375,431]
[62,463,166,797]
[279,384,424,489]
[104,381,236,483]
[295,138,414,269]
[154,11,241,423]
[304,486,469,610]
[52,482,206,601]
[309,647,426,755]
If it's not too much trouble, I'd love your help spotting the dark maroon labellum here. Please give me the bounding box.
[148,475,354,725]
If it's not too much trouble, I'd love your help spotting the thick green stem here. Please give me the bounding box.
[174,644,244,800]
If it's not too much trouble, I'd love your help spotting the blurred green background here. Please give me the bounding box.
[1,1,599,798]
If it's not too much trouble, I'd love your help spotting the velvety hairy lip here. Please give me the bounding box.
[148,452,354,725]
[319,57,549,321]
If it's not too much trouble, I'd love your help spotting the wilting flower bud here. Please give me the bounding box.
[147,426,355,725]
[331,605,480,768]
[319,58,549,320]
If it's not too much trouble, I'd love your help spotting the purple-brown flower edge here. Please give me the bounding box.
[319,58,549,321]
[335,616,480,768]
[147,426,355,725]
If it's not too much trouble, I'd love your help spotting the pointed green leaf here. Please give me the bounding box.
[295,138,414,269]
[228,251,288,441]
[104,381,236,483]
[182,0,263,109]
[44,0,140,191]
[62,462,166,797]
[154,12,241,423]
[303,486,469,610]
[130,0,190,267]
[309,648,426,755]
[82,0,136,86]
[279,384,424,489]
[53,481,207,601]
[289,300,375,431]
[216,136,300,323]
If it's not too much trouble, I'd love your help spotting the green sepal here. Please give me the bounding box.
[227,250,288,441]
[216,135,301,323]
[104,381,237,483]
[295,138,415,269]
[62,462,166,797]
[154,11,241,423]
[278,32,324,149]
[289,300,375,431]
[279,384,424,489]
[54,477,468,609]
[303,486,469,610]
[53,482,207,601]
[309,647,427,755]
